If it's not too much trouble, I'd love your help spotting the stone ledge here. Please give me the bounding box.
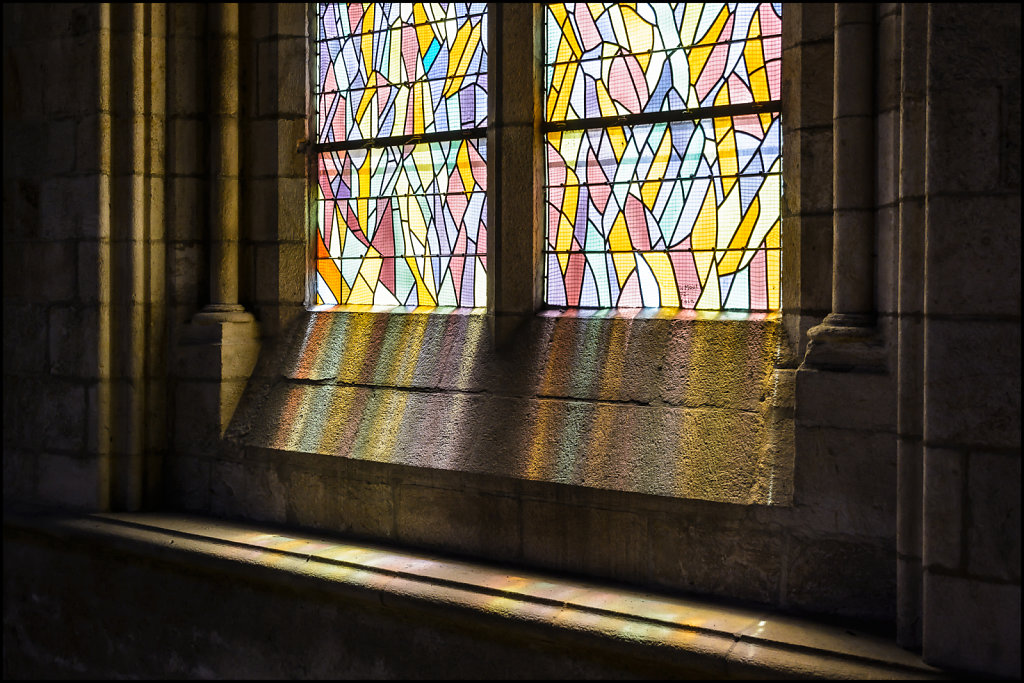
[4,509,950,679]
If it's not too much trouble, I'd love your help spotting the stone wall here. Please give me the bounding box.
[3,3,1020,678]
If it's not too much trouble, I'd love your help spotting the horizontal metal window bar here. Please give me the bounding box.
[542,172,781,188]
[544,102,781,132]
[317,191,486,200]
[313,128,486,153]
[318,254,486,260]
[542,249,780,254]
[314,73,488,99]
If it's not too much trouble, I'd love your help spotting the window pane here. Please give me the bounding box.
[544,3,782,310]
[545,3,782,121]
[316,139,487,307]
[316,3,489,142]
[314,3,488,308]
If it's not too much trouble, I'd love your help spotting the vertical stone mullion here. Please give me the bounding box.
[486,2,543,345]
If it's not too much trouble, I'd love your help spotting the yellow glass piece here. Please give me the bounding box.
[444,19,480,98]
[413,80,426,134]
[693,248,715,288]
[361,4,376,67]
[743,163,781,254]
[691,179,718,253]
[553,64,576,121]
[765,221,780,249]
[694,262,720,308]
[715,184,741,252]
[719,196,759,275]
[548,2,569,39]
[609,212,633,251]
[457,142,475,197]
[389,26,403,81]
[612,252,635,289]
[414,5,433,55]
[321,259,343,303]
[745,13,770,102]
[557,251,569,273]
[621,4,654,54]
[333,203,345,258]
[679,3,702,47]
[406,195,427,246]
[608,126,628,162]
[406,255,434,305]
[643,251,680,307]
[558,181,579,251]
[714,109,738,197]
[596,80,619,118]
[687,5,728,85]
[351,254,381,305]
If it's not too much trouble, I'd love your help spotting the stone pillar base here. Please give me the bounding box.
[803,313,886,372]
[177,310,261,441]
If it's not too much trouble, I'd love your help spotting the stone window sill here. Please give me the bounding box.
[5,509,946,679]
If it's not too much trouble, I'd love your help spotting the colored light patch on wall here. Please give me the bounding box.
[316,3,489,142]
[316,139,488,307]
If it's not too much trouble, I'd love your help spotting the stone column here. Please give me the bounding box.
[179,3,260,439]
[895,3,927,650]
[486,2,543,346]
[803,3,884,370]
[198,3,250,324]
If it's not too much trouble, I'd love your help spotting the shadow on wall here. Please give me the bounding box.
[230,308,793,505]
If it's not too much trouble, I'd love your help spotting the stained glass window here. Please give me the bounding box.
[314,3,488,307]
[544,3,782,310]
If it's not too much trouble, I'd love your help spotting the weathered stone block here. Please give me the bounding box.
[648,512,784,604]
[785,535,895,622]
[208,457,247,518]
[49,305,99,378]
[336,474,395,539]
[924,196,1021,318]
[922,447,964,570]
[923,573,1021,678]
[36,452,101,509]
[923,319,1021,449]
[966,451,1021,581]
[927,86,1003,195]
[793,426,897,537]
[275,3,308,38]
[796,369,897,432]
[162,452,211,513]
[166,177,206,242]
[169,118,204,177]
[396,483,519,559]
[3,303,48,376]
[782,40,833,132]
[522,498,647,584]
